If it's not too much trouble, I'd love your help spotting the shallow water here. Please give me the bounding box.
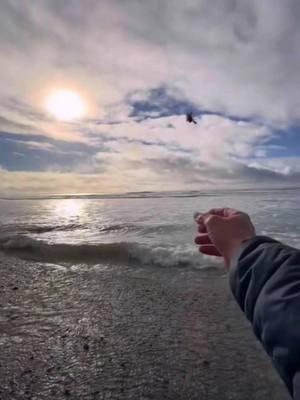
[0,258,289,400]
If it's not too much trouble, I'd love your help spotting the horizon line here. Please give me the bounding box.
[1,186,300,201]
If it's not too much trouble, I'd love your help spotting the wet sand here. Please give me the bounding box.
[0,255,290,400]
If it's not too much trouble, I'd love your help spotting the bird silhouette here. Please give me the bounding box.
[186,112,197,124]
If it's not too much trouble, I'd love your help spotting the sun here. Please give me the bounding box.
[46,90,86,121]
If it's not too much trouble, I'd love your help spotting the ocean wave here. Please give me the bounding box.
[1,222,188,236]
[99,223,187,235]
[0,234,206,269]
[1,223,86,235]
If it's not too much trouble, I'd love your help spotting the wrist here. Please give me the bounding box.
[226,236,254,268]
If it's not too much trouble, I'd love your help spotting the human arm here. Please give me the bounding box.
[195,209,300,399]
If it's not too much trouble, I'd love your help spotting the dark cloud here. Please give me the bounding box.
[128,86,199,121]
[128,85,265,126]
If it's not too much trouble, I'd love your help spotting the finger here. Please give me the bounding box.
[209,208,239,218]
[197,222,207,233]
[196,212,210,232]
[208,208,227,217]
[196,211,209,223]
[199,245,222,257]
[195,234,212,245]
[193,212,202,221]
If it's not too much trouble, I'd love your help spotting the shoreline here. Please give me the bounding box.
[0,254,289,399]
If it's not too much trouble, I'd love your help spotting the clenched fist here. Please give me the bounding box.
[195,208,255,269]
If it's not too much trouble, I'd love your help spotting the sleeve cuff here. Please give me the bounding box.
[229,235,278,295]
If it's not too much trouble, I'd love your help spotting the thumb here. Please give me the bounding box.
[204,214,231,269]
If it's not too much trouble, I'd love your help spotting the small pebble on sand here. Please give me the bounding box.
[83,343,90,351]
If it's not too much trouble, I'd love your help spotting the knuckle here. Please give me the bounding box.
[205,214,219,226]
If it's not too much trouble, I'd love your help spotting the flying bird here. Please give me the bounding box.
[186,112,197,124]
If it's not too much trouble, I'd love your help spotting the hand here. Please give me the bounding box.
[195,208,255,269]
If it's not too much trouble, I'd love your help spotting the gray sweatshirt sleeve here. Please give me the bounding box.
[229,236,300,399]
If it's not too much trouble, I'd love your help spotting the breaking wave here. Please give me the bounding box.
[1,222,188,238]
[1,223,86,235]
[0,233,206,269]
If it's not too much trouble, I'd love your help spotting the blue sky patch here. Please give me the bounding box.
[0,131,97,171]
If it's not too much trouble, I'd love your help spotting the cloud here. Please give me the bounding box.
[13,152,25,157]
[1,109,295,194]
[0,1,299,194]
[0,114,35,134]
[0,131,100,173]
[146,0,300,125]
[5,138,56,152]
[247,157,300,176]
[1,151,300,197]
[89,113,272,165]
[128,86,199,121]
[1,0,300,124]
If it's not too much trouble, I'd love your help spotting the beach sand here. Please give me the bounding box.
[0,255,290,400]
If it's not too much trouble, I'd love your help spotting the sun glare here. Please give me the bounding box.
[54,200,83,219]
[46,90,86,121]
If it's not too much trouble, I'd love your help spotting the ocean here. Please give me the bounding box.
[1,188,299,269]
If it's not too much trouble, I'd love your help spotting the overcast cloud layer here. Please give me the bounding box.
[0,0,300,196]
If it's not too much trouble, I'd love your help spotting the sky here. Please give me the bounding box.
[1,0,300,196]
